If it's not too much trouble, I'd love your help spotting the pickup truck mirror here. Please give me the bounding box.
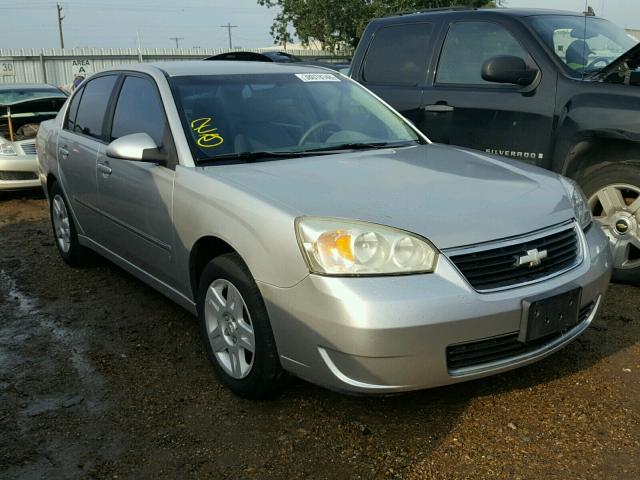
[106,133,166,164]
[481,55,539,87]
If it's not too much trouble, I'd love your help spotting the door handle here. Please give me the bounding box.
[59,146,69,159]
[423,104,455,113]
[97,163,112,176]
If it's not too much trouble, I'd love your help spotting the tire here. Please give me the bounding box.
[579,162,640,284]
[49,182,94,267]
[197,253,286,399]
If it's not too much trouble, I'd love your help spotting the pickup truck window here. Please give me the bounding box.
[526,16,636,76]
[363,23,432,86]
[111,76,167,146]
[73,75,118,141]
[436,21,529,85]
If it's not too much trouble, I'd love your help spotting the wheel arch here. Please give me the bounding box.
[189,235,239,299]
[559,139,640,181]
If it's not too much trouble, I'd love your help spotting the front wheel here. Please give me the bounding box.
[197,253,286,399]
[580,163,640,284]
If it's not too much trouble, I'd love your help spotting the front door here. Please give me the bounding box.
[95,74,176,286]
[420,20,557,167]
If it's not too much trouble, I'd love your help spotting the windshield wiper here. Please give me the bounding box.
[299,140,420,153]
[198,141,420,165]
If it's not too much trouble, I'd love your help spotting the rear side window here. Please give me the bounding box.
[74,75,118,140]
[363,23,432,85]
[436,21,530,85]
[64,87,84,131]
[111,76,167,145]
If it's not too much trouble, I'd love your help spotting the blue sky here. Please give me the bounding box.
[0,0,638,49]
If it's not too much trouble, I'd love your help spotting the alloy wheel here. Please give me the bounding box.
[204,278,255,379]
[589,184,640,270]
[52,194,71,254]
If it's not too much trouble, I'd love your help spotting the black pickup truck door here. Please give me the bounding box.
[420,18,557,167]
[354,21,439,131]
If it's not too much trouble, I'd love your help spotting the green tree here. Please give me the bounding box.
[257,0,495,51]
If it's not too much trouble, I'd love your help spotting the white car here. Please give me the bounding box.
[0,84,67,191]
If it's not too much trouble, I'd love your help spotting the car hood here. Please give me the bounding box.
[203,144,575,249]
[590,42,640,82]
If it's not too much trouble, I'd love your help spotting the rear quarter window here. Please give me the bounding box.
[362,23,433,86]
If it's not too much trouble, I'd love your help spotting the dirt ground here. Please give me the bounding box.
[0,192,639,480]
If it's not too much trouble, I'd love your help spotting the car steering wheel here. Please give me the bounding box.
[298,121,342,146]
[587,57,610,69]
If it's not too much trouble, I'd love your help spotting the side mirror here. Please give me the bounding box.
[106,133,165,164]
[481,55,539,87]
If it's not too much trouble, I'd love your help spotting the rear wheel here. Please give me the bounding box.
[197,253,286,399]
[49,182,94,267]
[580,163,640,284]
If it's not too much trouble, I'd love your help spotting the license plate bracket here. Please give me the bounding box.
[519,287,582,343]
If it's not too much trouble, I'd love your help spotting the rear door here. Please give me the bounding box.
[357,22,436,131]
[420,19,557,166]
[94,74,176,286]
[57,74,119,237]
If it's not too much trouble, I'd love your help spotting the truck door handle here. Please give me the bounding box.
[423,104,455,113]
[59,146,69,159]
[97,163,112,176]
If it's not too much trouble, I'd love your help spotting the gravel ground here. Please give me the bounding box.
[1,192,639,480]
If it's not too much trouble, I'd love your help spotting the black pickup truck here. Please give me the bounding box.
[349,8,640,282]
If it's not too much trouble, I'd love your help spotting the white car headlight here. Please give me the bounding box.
[560,177,592,229]
[295,217,438,276]
[0,140,17,156]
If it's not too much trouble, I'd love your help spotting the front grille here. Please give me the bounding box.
[19,142,37,155]
[0,171,38,181]
[446,302,595,371]
[448,226,580,291]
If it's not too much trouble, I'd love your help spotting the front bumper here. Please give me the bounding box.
[0,154,40,191]
[259,224,612,394]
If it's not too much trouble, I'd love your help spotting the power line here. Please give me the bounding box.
[220,22,238,49]
[169,36,184,48]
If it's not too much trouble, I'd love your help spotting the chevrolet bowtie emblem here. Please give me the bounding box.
[515,248,548,268]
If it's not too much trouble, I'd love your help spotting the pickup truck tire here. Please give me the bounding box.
[197,253,286,399]
[49,182,95,267]
[580,163,640,284]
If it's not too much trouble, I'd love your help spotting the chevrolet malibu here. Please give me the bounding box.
[37,62,612,398]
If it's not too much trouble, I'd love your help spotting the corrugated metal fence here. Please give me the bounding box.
[0,48,352,87]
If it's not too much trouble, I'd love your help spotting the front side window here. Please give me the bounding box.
[526,15,637,76]
[169,73,422,164]
[437,21,530,85]
[111,76,167,145]
[363,23,432,85]
[74,75,118,140]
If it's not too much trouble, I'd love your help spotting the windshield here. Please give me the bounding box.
[169,73,422,163]
[527,15,638,76]
[0,87,65,105]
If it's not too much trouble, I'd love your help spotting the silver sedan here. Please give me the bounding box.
[37,62,611,398]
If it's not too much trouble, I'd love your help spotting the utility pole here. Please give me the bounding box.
[220,22,238,49]
[169,36,184,48]
[56,3,65,49]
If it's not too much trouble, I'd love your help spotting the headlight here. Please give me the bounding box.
[560,177,592,229]
[295,217,438,275]
[0,141,17,156]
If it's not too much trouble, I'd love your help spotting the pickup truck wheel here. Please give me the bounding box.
[49,182,94,267]
[581,164,640,284]
[197,253,285,399]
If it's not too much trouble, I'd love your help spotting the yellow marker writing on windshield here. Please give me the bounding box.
[191,117,224,148]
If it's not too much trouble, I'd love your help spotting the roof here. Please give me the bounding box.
[0,83,63,92]
[116,60,336,77]
[383,7,588,21]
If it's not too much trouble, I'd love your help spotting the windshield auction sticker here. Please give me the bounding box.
[295,73,340,82]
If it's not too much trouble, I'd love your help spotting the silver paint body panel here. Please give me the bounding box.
[36,61,612,394]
